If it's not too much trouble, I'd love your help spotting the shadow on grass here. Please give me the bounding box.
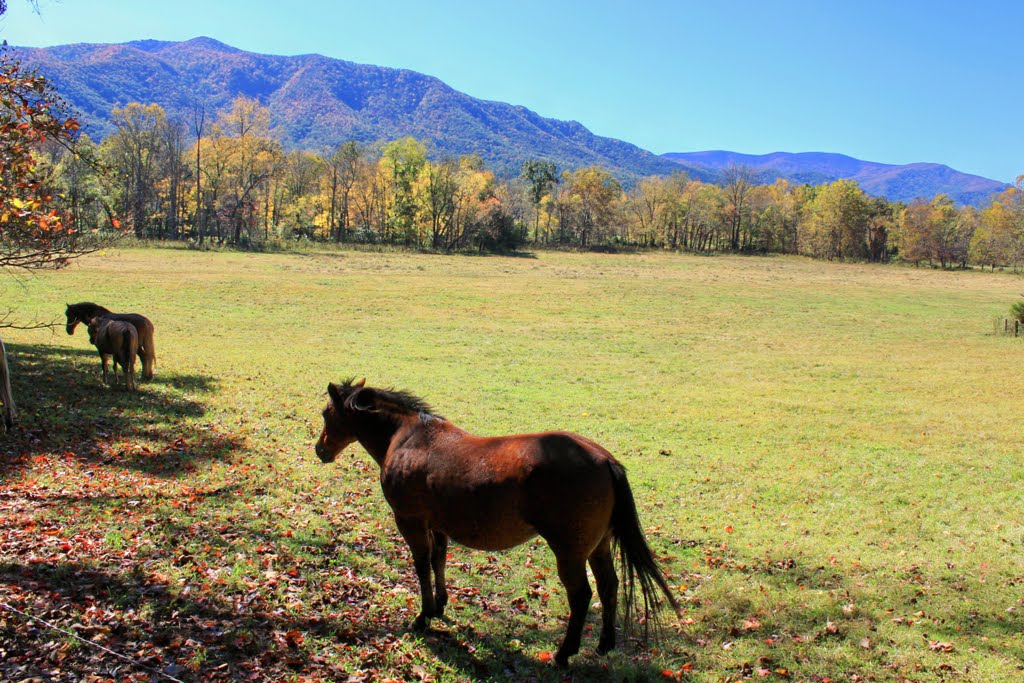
[0,560,353,682]
[0,342,241,480]
[0,546,665,683]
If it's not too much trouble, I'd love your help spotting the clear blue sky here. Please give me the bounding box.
[2,0,1021,182]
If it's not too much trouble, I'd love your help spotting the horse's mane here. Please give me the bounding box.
[68,302,111,316]
[338,378,440,419]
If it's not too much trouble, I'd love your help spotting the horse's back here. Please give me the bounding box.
[99,320,136,356]
[103,312,154,334]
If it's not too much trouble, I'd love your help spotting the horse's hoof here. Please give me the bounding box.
[554,653,570,667]
[411,616,430,632]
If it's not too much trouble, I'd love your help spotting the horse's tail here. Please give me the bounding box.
[0,337,15,431]
[608,460,679,639]
[122,327,138,391]
[139,320,155,380]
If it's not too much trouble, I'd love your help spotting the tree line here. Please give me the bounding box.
[39,96,1024,268]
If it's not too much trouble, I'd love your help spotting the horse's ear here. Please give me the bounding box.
[354,377,366,388]
[327,382,344,405]
[347,387,377,412]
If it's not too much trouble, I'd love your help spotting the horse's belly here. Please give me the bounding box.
[387,488,537,551]
[440,516,537,552]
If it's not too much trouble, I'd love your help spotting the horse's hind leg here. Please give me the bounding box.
[126,356,136,392]
[589,536,619,655]
[430,530,449,617]
[552,549,592,666]
[394,515,436,630]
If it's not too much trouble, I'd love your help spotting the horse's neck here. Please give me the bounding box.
[356,412,418,467]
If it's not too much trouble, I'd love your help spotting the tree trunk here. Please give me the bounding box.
[0,337,15,433]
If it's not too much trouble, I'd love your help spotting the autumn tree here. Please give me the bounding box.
[520,159,557,243]
[749,179,804,253]
[0,39,111,429]
[325,141,361,242]
[899,198,935,265]
[381,137,427,245]
[897,195,974,268]
[0,46,106,275]
[677,180,726,251]
[930,195,974,268]
[800,179,868,259]
[102,103,168,237]
[159,115,189,239]
[215,97,280,244]
[421,157,459,249]
[50,134,105,234]
[626,174,673,246]
[865,196,897,262]
[723,165,755,250]
[971,190,1019,269]
[558,166,621,248]
[277,150,322,239]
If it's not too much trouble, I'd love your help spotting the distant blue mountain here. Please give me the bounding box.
[661,151,1009,206]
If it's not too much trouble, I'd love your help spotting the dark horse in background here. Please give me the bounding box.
[65,302,156,380]
[87,317,139,391]
[316,379,679,665]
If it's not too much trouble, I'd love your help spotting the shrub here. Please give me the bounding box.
[1011,300,1024,324]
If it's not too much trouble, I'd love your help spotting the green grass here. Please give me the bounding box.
[1,247,1023,682]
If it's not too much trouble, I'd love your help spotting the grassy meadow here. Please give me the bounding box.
[1,246,1022,682]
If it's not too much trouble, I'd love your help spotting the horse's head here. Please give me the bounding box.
[316,378,370,463]
[65,304,79,335]
[86,318,101,344]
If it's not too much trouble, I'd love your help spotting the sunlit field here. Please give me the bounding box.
[1,247,1022,682]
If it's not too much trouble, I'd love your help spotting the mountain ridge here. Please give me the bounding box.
[15,37,692,182]
[13,38,1008,203]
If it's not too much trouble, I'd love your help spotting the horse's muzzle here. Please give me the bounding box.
[315,440,337,464]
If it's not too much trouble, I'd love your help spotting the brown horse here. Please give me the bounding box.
[315,379,679,665]
[65,302,156,380]
[87,318,139,391]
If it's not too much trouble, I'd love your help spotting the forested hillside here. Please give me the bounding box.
[15,37,690,183]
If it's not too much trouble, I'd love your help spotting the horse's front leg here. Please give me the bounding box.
[100,354,111,385]
[394,515,435,630]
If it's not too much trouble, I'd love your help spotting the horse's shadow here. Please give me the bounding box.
[0,342,240,480]
[416,617,670,682]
